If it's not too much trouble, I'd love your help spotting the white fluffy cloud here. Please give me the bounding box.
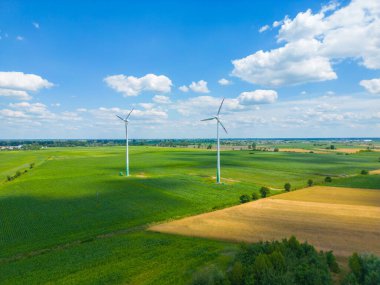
[0,72,53,91]
[179,85,189,92]
[232,0,380,86]
[153,95,172,104]
[0,88,31,100]
[176,96,241,116]
[104,73,172,96]
[0,102,83,123]
[360,78,380,94]
[91,106,168,122]
[218,78,232,86]
[238,90,278,105]
[189,80,210,93]
[232,39,336,86]
[179,80,210,93]
[0,109,27,118]
[259,25,270,33]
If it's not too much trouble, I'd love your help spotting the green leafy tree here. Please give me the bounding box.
[229,262,243,285]
[349,253,362,282]
[251,192,259,201]
[361,170,369,175]
[326,251,340,273]
[240,194,250,204]
[284,183,291,192]
[307,179,313,187]
[325,176,332,183]
[260,187,270,198]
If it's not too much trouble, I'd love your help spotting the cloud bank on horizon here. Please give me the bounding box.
[0,0,379,139]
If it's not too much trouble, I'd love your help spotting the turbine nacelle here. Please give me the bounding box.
[201,98,227,134]
[116,108,134,123]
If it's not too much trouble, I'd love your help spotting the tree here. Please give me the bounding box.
[325,176,332,183]
[284,183,291,192]
[240,194,250,204]
[251,142,257,150]
[326,251,340,273]
[260,187,270,198]
[229,262,243,285]
[348,253,362,282]
[307,179,313,187]
[207,144,212,150]
[30,162,35,169]
[252,192,259,201]
[274,147,279,152]
[361,170,369,175]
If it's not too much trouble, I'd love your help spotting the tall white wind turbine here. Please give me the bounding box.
[116,108,134,176]
[201,98,227,184]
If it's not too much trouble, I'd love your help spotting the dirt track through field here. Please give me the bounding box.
[150,186,380,256]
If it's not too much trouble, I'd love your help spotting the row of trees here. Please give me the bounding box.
[5,163,34,182]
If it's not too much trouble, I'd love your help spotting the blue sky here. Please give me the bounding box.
[0,0,379,139]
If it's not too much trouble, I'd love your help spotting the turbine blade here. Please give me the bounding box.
[116,115,125,121]
[217,98,225,116]
[126,108,134,120]
[201,117,216,121]
[217,118,228,134]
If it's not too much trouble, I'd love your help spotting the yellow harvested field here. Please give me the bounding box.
[150,186,380,256]
[369,169,380,175]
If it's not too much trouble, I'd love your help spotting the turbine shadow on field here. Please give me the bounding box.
[0,175,244,260]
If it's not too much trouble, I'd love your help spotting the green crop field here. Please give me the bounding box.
[1,146,380,284]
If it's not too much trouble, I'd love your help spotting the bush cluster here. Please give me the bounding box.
[191,236,337,285]
[343,253,380,285]
[6,170,25,181]
[239,192,261,204]
[5,162,34,182]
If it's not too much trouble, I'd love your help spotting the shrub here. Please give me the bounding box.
[251,192,259,201]
[274,147,279,152]
[325,176,332,183]
[260,187,270,198]
[307,179,313,187]
[361,169,369,175]
[15,171,21,178]
[30,162,35,169]
[284,183,291,192]
[239,194,250,204]
[6,175,12,181]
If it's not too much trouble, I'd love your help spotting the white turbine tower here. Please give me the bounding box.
[116,108,134,176]
[201,98,227,184]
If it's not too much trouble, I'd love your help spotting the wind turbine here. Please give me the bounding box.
[201,98,227,184]
[116,108,134,176]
